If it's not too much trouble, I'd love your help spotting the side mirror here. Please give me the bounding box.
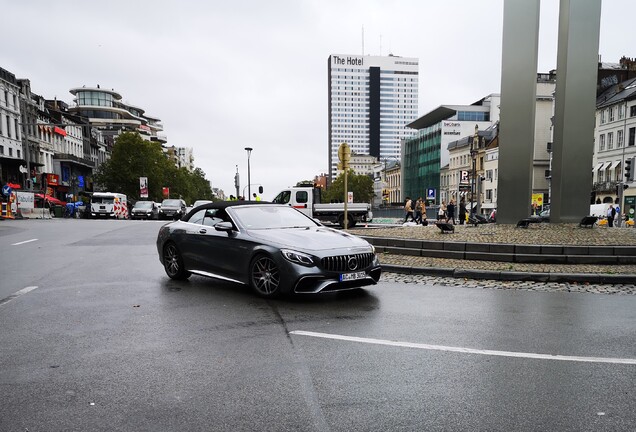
[215,221,234,232]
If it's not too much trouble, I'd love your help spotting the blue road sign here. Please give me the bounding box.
[426,188,436,200]
[2,184,12,197]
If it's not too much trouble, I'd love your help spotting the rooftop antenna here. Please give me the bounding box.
[362,25,365,55]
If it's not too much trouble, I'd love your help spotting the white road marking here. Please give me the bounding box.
[0,286,39,307]
[11,238,38,246]
[290,330,636,365]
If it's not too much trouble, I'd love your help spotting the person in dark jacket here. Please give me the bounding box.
[446,199,456,225]
[459,199,467,225]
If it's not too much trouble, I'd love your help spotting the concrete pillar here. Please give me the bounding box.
[497,0,540,224]
[551,0,602,223]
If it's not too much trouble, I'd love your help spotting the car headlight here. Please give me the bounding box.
[281,249,315,267]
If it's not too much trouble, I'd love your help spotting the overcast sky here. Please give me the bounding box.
[2,0,634,199]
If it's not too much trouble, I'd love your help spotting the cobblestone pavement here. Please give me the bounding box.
[350,222,636,245]
[349,223,636,294]
[377,253,636,275]
[380,272,636,295]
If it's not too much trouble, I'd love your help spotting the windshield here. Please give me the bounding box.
[232,205,317,229]
[162,199,181,207]
[193,200,212,208]
[92,197,114,204]
[134,201,153,209]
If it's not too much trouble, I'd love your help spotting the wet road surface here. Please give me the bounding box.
[1,219,635,431]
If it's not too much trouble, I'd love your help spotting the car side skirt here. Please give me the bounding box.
[189,269,246,285]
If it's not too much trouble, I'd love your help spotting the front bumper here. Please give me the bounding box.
[292,265,382,294]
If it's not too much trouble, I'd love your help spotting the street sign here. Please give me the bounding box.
[338,143,351,169]
[459,170,470,185]
[426,188,436,200]
[2,185,12,197]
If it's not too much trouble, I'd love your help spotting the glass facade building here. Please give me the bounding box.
[403,95,500,205]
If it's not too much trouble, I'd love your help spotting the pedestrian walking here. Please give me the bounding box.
[459,199,467,225]
[607,204,615,227]
[403,197,415,222]
[414,197,424,224]
[446,199,456,225]
[438,200,447,221]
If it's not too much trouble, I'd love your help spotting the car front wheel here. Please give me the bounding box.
[163,242,191,280]
[249,254,281,297]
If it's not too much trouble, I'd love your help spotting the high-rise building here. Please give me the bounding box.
[327,54,418,181]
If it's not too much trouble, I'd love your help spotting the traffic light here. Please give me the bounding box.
[626,158,633,181]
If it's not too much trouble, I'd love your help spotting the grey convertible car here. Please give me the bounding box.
[156,201,382,297]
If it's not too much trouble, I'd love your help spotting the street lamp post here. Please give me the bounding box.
[244,147,253,201]
[470,125,479,215]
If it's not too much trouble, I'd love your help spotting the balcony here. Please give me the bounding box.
[592,181,618,193]
[53,153,95,168]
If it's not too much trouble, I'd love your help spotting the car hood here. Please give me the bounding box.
[246,227,373,253]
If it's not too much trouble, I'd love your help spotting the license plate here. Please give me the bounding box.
[340,271,367,282]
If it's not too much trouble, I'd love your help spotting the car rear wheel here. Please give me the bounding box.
[249,255,281,297]
[163,242,191,280]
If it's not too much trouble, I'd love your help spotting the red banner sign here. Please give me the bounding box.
[162,187,170,198]
[46,174,59,186]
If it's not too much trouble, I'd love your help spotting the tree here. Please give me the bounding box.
[322,169,374,203]
[94,132,214,203]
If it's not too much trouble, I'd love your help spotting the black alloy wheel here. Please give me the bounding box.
[163,242,191,280]
[250,255,282,297]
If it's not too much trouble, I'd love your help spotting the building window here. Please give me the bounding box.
[9,147,13,157]
[599,134,605,151]
[608,132,614,150]
[631,106,636,117]
[618,129,624,148]
[486,189,492,200]
[629,127,636,146]
[609,107,615,122]
[0,145,3,155]
[600,109,606,124]
[619,104,625,119]
[17,149,20,158]
[598,169,604,182]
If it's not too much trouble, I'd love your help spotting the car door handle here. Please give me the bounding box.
[199,229,207,234]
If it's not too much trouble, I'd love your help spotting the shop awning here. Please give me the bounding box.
[608,160,621,170]
[593,162,604,171]
[598,161,612,171]
[53,126,67,136]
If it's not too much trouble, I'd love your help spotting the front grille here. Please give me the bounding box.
[321,253,375,272]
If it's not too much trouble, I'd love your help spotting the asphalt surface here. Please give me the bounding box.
[1,219,635,431]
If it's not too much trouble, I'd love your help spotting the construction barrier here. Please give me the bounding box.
[113,199,129,219]
[1,199,15,219]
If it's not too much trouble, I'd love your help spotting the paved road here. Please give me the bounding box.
[1,220,635,431]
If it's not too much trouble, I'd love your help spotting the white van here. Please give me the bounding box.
[90,192,128,219]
